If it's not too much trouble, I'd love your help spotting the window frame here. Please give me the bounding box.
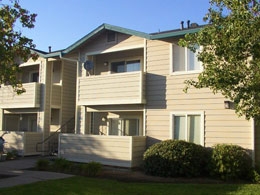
[110,57,142,74]
[170,43,202,75]
[170,111,205,146]
[106,31,117,44]
[108,118,140,136]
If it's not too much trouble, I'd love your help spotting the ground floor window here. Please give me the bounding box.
[109,118,139,136]
[171,112,204,145]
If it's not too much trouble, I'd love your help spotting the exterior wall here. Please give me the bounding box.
[59,134,146,167]
[51,85,61,107]
[82,33,144,55]
[61,60,77,130]
[145,39,253,150]
[3,131,42,156]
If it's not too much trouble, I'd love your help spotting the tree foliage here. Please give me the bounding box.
[179,0,260,120]
[0,0,38,93]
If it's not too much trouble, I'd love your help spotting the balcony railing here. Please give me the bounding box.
[78,71,146,106]
[0,83,41,108]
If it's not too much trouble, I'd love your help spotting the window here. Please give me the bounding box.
[171,112,204,145]
[111,60,140,73]
[107,31,117,43]
[30,72,39,82]
[109,118,139,136]
[172,44,201,73]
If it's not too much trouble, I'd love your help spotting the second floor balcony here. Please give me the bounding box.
[0,83,41,109]
[78,71,146,106]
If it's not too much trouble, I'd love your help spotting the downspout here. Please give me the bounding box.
[59,52,80,134]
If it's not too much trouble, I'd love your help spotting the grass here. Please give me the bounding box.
[1,176,260,195]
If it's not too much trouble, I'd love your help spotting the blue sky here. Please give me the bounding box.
[18,0,210,52]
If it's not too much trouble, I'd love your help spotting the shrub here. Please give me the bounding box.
[36,158,50,171]
[52,158,73,172]
[81,161,102,177]
[210,144,253,181]
[6,150,18,160]
[143,140,209,177]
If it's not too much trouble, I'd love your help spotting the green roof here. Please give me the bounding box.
[38,23,204,58]
[150,27,203,39]
[62,23,150,54]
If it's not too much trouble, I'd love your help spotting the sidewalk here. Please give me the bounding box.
[0,156,73,188]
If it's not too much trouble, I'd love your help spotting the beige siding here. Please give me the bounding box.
[59,134,146,167]
[61,60,76,128]
[145,39,253,149]
[4,131,42,156]
[0,83,41,109]
[78,71,145,105]
[23,132,43,155]
[82,33,144,54]
[51,85,61,107]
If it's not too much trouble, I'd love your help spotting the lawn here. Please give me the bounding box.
[1,176,260,195]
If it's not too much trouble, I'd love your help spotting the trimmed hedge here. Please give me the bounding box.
[210,144,253,180]
[143,140,210,177]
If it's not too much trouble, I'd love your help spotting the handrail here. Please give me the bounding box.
[36,117,75,153]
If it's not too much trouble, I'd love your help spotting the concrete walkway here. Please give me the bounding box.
[0,156,73,188]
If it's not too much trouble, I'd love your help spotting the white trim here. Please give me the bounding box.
[19,61,40,67]
[170,43,203,75]
[170,111,205,146]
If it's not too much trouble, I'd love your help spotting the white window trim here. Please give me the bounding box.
[170,111,205,146]
[170,43,203,76]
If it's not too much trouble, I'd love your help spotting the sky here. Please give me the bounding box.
[16,0,211,52]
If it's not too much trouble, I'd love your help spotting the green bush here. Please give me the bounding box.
[52,158,73,172]
[6,150,18,160]
[36,158,50,171]
[143,140,209,177]
[210,144,253,181]
[81,161,102,177]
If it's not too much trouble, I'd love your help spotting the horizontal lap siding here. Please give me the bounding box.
[145,39,252,149]
[131,136,146,167]
[59,134,146,167]
[61,61,76,126]
[78,72,143,105]
[51,85,61,107]
[0,83,41,108]
[23,132,43,155]
[84,34,144,54]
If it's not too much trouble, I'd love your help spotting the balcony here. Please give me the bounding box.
[78,71,146,106]
[0,83,41,109]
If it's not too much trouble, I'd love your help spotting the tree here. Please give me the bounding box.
[0,0,38,94]
[179,0,260,120]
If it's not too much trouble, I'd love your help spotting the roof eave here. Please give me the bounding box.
[62,23,150,54]
[151,27,203,39]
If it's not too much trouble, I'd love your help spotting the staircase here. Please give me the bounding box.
[36,117,75,155]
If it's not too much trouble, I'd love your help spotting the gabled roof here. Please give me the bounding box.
[62,23,151,54]
[38,23,205,58]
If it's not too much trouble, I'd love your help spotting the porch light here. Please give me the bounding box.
[224,101,231,109]
[102,117,107,122]
[104,61,108,66]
